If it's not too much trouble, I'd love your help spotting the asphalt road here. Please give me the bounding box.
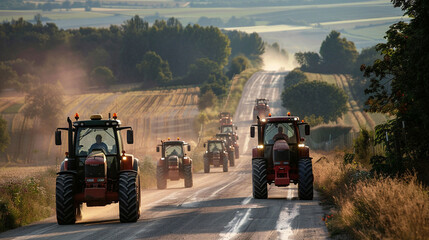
[0,71,329,240]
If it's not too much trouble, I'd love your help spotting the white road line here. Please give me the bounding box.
[241,196,252,205]
[219,208,252,240]
[276,204,300,240]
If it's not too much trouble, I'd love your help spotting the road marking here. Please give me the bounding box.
[276,203,300,239]
[241,196,252,205]
[219,208,252,240]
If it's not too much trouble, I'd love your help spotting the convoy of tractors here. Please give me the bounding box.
[54,97,313,225]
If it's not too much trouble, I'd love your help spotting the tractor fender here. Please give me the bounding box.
[157,157,165,167]
[120,154,134,170]
[252,147,264,158]
[56,170,77,175]
[298,146,310,158]
[183,157,192,165]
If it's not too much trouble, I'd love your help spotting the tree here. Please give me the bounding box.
[362,0,429,182]
[136,51,172,85]
[0,116,10,152]
[281,81,348,123]
[22,82,64,126]
[227,55,251,78]
[90,66,116,86]
[284,69,308,89]
[319,31,358,73]
[198,90,218,110]
[186,58,222,84]
[0,63,18,90]
[294,52,321,72]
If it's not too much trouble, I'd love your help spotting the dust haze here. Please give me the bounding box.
[261,47,298,71]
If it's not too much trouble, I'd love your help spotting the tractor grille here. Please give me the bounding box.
[273,149,290,165]
[85,164,106,178]
[168,156,179,166]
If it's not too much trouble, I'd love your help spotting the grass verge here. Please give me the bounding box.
[313,151,429,239]
[0,167,56,233]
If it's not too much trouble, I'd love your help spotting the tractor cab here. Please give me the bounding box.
[219,112,233,125]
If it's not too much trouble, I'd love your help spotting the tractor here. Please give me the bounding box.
[55,113,140,224]
[250,113,313,200]
[156,138,193,189]
[220,124,240,159]
[215,133,236,166]
[219,112,233,125]
[253,98,270,122]
[203,139,229,173]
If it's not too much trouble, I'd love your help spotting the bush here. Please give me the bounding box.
[284,68,308,89]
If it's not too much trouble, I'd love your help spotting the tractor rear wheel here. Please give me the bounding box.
[56,174,76,225]
[298,159,314,200]
[229,152,235,167]
[119,172,140,223]
[204,158,210,173]
[156,166,167,189]
[223,156,229,172]
[252,158,267,199]
[184,165,193,188]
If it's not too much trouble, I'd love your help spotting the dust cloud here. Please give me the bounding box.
[261,47,298,72]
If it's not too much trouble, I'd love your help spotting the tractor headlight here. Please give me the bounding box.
[298,144,305,148]
[257,145,264,149]
[122,156,127,161]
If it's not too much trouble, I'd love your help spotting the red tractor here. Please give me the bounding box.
[250,113,313,200]
[203,139,229,173]
[55,113,140,224]
[220,124,239,159]
[156,138,193,189]
[219,112,233,125]
[253,98,270,122]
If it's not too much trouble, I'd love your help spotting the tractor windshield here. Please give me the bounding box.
[208,142,223,152]
[221,126,233,133]
[75,127,117,156]
[165,144,183,157]
[264,122,297,145]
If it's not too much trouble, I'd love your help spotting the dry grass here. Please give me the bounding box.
[312,150,429,239]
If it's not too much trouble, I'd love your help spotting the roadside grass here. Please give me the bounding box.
[0,167,56,233]
[313,151,429,239]
[1,103,23,114]
[139,156,157,189]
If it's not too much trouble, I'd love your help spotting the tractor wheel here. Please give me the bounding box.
[204,158,210,173]
[156,166,167,189]
[119,171,140,223]
[235,147,240,159]
[252,158,267,199]
[229,152,235,167]
[56,174,76,225]
[298,159,314,200]
[223,156,229,172]
[184,165,193,188]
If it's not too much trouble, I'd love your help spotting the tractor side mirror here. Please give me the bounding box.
[55,131,62,145]
[237,136,239,140]
[127,130,134,144]
[250,126,255,138]
[235,126,238,130]
[305,124,310,135]
[204,143,206,148]
[187,145,191,151]
[156,146,160,152]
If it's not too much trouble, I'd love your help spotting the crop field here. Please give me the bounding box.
[304,72,388,132]
[0,88,199,165]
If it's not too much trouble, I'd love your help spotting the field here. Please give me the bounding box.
[0,0,406,51]
[0,87,200,165]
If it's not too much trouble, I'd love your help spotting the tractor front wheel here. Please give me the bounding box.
[223,156,229,172]
[184,165,193,188]
[204,158,210,173]
[156,166,167,189]
[229,152,235,167]
[56,174,76,225]
[119,172,140,223]
[235,147,239,159]
[298,159,314,200]
[252,158,267,199]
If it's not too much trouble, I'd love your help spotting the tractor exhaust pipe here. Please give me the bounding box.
[67,117,73,157]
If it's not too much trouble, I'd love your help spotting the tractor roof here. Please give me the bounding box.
[263,115,300,123]
[73,119,121,127]
[163,140,187,145]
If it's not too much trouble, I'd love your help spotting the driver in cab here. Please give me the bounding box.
[273,126,289,142]
[89,134,108,153]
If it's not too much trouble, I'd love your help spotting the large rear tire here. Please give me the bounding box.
[223,156,229,172]
[204,158,210,173]
[156,166,167,189]
[229,152,235,167]
[119,172,140,223]
[56,174,76,225]
[184,165,193,188]
[298,159,314,200]
[252,158,267,199]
